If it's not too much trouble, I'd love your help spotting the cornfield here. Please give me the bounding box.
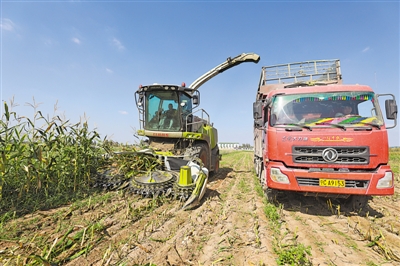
[0,101,111,216]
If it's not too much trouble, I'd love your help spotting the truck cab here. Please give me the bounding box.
[253,59,398,208]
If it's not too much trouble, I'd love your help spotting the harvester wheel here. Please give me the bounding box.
[194,142,210,170]
[213,154,219,174]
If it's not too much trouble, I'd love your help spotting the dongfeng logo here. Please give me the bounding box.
[322,148,339,162]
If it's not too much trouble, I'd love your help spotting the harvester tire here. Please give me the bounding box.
[210,148,220,176]
[213,155,219,174]
[193,142,210,171]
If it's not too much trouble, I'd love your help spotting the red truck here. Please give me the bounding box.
[253,59,398,209]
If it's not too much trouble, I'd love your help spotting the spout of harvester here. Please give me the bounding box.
[181,171,208,211]
[188,52,261,91]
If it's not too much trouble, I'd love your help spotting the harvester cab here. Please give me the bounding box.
[133,53,260,209]
[135,53,260,169]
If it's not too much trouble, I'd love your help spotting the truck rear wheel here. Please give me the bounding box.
[254,157,262,176]
[259,167,266,190]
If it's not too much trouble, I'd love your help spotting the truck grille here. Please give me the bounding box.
[296,177,369,188]
[292,146,369,165]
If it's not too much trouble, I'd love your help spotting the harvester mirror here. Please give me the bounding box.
[138,94,144,106]
[193,95,200,105]
[253,101,262,119]
[385,99,398,120]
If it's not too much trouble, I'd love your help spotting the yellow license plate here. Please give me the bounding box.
[319,179,345,188]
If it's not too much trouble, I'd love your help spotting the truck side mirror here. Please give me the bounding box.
[253,101,262,119]
[254,118,263,128]
[385,99,397,120]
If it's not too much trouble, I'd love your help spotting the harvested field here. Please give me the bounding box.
[1,149,400,265]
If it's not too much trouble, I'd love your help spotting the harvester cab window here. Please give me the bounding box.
[180,93,193,131]
[180,93,192,116]
[145,91,181,131]
[162,103,179,129]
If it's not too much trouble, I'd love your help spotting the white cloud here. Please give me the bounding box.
[106,68,113,73]
[72,37,81,44]
[44,38,55,47]
[119,110,128,115]
[362,46,370,53]
[112,37,125,50]
[1,18,16,31]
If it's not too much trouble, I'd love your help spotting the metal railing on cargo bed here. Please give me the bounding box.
[259,59,342,86]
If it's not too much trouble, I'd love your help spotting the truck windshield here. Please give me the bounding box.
[145,91,181,131]
[270,91,384,128]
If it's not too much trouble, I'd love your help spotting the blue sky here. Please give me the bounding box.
[1,1,399,147]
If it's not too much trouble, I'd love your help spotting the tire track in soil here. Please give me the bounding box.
[4,151,399,266]
[63,197,181,266]
[121,152,276,265]
[72,151,399,266]
[277,193,400,265]
[69,152,277,265]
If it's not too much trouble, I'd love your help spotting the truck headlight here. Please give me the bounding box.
[270,168,290,184]
[377,172,393,188]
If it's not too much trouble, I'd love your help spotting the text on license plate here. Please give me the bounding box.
[319,179,345,187]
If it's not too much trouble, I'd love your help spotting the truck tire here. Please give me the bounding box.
[344,195,370,212]
[260,168,278,204]
[255,158,262,177]
[259,167,267,190]
[254,158,259,176]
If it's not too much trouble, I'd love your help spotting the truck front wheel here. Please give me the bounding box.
[344,195,370,212]
[260,168,278,204]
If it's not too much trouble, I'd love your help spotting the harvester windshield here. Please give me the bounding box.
[144,90,193,131]
[270,91,384,128]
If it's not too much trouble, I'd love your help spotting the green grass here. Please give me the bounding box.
[389,147,400,181]
[238,178,251,194]
[275,243,312,266]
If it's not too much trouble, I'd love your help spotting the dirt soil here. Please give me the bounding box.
[1,151,400,265]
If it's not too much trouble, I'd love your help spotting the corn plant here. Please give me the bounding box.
[389,147,400,181]
[0,100,111,216]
